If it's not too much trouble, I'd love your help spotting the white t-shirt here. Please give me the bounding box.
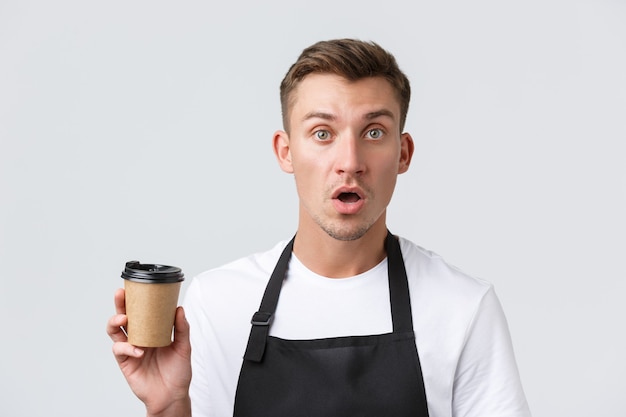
[183,237,531,417]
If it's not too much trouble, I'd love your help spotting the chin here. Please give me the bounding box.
[321,223,371,242]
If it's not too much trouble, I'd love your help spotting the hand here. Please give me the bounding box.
[107,288,192,417]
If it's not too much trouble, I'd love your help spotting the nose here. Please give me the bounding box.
[334,134,365,176]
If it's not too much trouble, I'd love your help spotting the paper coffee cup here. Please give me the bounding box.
[121,261,185,347]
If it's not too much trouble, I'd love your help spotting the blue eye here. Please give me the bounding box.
[315,130,331,140]
[367,128,384,139]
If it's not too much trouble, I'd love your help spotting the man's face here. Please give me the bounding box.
[274,73,413,241]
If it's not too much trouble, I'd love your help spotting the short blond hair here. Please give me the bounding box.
[280,39,411,132]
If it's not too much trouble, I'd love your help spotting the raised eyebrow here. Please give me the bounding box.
[302,111,336,122]
[364,109,395,121]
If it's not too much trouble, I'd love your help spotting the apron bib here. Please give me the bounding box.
[233,231,429,416]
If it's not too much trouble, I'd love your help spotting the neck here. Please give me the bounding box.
[292,221,388,278]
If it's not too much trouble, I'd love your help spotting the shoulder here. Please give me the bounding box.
[198,239,289,280]
[398,236,492,297]
[398,237,530,416]
[184,239,291,309]
[398,236,496,336]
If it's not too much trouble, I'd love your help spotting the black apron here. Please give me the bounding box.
[233,231,429,417]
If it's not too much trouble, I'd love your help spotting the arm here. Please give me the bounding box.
[106,288,192,417]
[452,287,531,417]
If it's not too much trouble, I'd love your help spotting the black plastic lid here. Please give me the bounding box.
[121,260,184,283]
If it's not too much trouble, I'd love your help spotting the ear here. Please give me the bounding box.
[273,130,294,173]
[398,132,414,174]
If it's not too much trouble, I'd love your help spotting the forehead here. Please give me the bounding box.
[288,74,401,122]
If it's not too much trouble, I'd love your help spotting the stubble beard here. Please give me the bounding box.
[317,219,372,241]
[312,201,377,242]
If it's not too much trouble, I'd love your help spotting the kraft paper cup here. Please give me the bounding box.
[121,261,185,347]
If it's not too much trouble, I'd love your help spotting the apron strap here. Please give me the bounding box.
[243,236,295,362]
[385,231,414,333]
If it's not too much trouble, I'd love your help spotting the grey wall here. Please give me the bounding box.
[1,0,624,416]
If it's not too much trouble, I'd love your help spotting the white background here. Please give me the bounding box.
[1,0,624,416]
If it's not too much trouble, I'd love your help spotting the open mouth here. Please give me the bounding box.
[337,192,361,203]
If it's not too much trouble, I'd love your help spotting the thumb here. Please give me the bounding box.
[172,306,191,355]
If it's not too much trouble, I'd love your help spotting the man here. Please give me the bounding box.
[108,39,531,417]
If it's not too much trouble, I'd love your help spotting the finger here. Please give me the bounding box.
[106,313,128,343]
[114,288,126,315]
[112,341,144,364]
